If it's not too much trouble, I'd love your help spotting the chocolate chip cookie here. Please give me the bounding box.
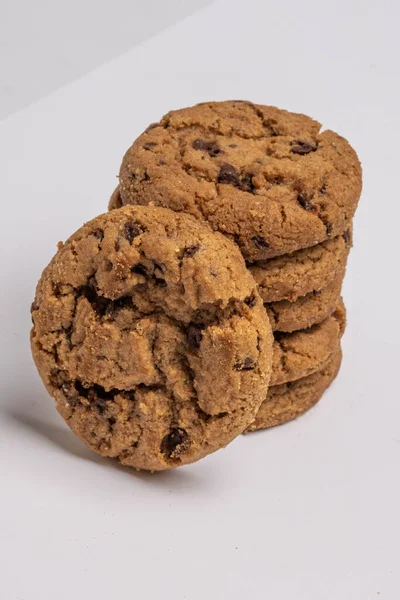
[266,270,344,333]
[246,347,342,432]
[115,101,362,260]
[270,300,345,386]
[250,230,351,303]
[31,205,273,471]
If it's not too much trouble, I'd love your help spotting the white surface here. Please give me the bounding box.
[0,0,215,120]
[0,0,399,598]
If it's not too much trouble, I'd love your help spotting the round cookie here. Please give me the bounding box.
[270,300,345,386]
[116,100,362,260]
[31,205,273,471]
[250,231,351,303]
[266,269,344,333]
[245,347,342,432]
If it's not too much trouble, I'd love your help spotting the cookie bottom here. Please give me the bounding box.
[246,347,342,432]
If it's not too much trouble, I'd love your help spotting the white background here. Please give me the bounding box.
[0,0,399,598]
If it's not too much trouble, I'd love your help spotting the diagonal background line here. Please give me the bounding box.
[0,0,217,121]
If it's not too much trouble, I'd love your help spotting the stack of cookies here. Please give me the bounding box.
[111,101,361,431]
[31,101,362,471]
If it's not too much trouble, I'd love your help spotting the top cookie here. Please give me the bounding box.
[31,205,273,471]
[117,101,362,260]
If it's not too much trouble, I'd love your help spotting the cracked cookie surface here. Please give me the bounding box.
[270,300,345,386]
[246,347,342,431]
[114,101,362,260]
[31,205,273,471]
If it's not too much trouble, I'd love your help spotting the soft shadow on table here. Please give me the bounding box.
[2,401,203,488]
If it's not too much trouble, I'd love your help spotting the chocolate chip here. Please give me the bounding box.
[183,245,200,258]
[297,193,314,210]
[143,142,157,150]
[154,261,167,274]
[108,416,116,426]
[252,235,269,250]
[319,182,327,195]
[161,428,190,458]
[240,173,255,193]
[217,163,258,192]
[192,139,207,150]
[93,229,104,240]
[94,398,107,414]
[187,324,204,350]
[244,294,257,308]
[192,139,222,157]
[325,221,333,235]
[291,140,317,155]
[234,357,256,371]
[124,222,141,243]
[218,163,240,186]
[343,229,352,246]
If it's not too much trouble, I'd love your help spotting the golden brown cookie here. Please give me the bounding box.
[115,101,362,260]
[250,231,351,302]
[31,205,273,471]
[246,347,342,432]
[270,300,345,386]
[266,269,344,333]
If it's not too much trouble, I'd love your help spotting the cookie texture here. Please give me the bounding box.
[266,269,344,333]
[250,231,351,302]
[246,347,342,432]
[31,205,273,471]
[270,300,345,386]
[116,101,362,260]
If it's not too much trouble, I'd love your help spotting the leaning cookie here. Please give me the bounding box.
[114,100,362,260]
[246,347,342,431]
[31,205,273,471]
